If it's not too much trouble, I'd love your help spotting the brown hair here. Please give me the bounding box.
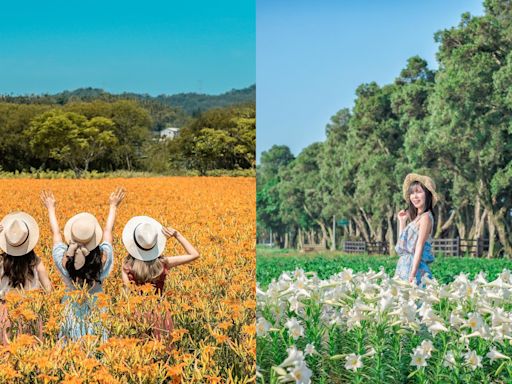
[0,250,40,288]
[123,255,165,285]
[407,181,435,222]
[65,245,103,288]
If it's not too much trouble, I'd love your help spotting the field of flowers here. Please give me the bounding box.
[0,177,255,383]
[257,267,512,383]
[257,247,512,287]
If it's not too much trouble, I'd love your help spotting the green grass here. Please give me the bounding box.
[0,168,255,179]
[256,246,512,288]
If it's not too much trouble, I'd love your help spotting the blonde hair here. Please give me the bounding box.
[123,255,165,284]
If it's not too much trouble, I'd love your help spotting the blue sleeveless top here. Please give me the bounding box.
[394,211,435,285]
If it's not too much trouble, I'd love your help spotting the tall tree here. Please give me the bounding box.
[257,145,295,246]
[27,110,117,177]
[427,6,512,256]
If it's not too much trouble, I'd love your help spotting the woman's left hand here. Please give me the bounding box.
[162,226,179,238]
[408,275,415,284]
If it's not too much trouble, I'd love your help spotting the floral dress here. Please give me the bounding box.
[52,242,113,341]
[395,212,435,286]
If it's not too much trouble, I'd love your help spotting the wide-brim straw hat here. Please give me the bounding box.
[122,216,166,261]
[403,173,439,207]
[0,212,40,256]
[64,213,102,251]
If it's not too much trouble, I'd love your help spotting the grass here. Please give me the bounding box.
[0,168,255,179]
[256,246,512,288]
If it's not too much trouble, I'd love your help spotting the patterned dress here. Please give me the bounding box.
[395,212,435,286]
[52,242,113,341]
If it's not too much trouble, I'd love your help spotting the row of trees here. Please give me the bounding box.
[257,0,512,257]
[0,99,255,176]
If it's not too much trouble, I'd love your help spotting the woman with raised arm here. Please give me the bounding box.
[395,174,437,287]
[121,216,200,294]
[41,187,125,341]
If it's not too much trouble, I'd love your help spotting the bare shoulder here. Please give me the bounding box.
[418,213,433,230]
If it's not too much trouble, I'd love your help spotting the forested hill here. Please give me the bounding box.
[0,84,255,116]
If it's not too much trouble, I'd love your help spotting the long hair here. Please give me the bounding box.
[407,181,435,223]
[65,246,103,287]
[123,255,164,285]
[1,250,40,288]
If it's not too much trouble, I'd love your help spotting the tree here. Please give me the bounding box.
[27,110,117,177]
[278,143,330,248]
[257,145,295,246]
[427,7,512,256]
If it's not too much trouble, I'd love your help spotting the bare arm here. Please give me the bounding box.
[162,227,200,268]
[121,264,132,288]
[40,190,63,246]
[409,214,432,283]
[35,261,53,292]
[102,187,126,244]
[397,209,409,237]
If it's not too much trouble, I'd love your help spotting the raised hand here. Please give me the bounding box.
[397,209,409,223]
[109,187,126,207]
[162,226,179,239]
[40,190,57,209]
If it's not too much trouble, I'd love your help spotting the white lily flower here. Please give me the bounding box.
[279,345,305,368]
[289,361,312,384]
[256,317,271,336]
[340,269,354,283]
[345,353,363,371]
[418,340,435,357]
[410,350,428,367]
[466,312,483,332]
[288,296,303,314]
[486,347,510,363]
[285,317,304,340]
[500,269,511,283]
[464,350,483,370]
[362,347,376,357]
[304,343,316,356]
[428,321,448,335]
[443,351,456,368]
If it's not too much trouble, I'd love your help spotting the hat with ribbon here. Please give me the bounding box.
[0,212,40,256]
[64,213,102,269]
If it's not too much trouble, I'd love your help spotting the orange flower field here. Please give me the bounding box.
[0,177,255,383]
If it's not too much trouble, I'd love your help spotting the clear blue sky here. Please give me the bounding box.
[0,0,255,96]
[257,0,484,162]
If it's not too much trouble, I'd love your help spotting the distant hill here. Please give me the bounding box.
[0,85,256,116]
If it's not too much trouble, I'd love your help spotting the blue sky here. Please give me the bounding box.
[257,0,485,162]
[0,0,255,96]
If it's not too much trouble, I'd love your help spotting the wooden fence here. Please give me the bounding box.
[342,238,489,257]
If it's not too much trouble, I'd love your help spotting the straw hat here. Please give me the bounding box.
[122,216,166,261]
[64,213,102,251]
[403,173,439,207]
[0,212,40,256]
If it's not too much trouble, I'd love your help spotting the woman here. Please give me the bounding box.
[395,173,437,286]
[41,187,125,341]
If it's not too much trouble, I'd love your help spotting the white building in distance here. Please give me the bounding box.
[159,127,180,141]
